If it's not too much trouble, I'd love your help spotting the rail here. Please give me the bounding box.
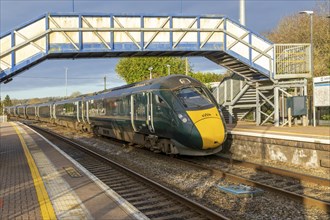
[27,123,230,220]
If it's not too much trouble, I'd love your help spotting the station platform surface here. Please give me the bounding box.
[227,122,330,144]
[0,122,146,220]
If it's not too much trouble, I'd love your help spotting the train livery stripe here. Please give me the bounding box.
[187,107,226,149]
[10,122,56,220]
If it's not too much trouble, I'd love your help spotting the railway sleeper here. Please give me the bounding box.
[131,197,169,207]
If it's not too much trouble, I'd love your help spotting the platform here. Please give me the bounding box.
[0,121,147,220]
[227,122,330,144]
[223,122,330,171]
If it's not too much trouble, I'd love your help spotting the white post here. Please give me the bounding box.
[166,64,171,76]
[288,107,292,127]
[239,0,246,25]
[274,86,280,127]
[148,67,153,79]
[299,11,314,126]
[65,67,68,97]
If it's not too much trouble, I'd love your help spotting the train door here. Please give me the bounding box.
[131,92,155,134]
[147,92,155,133]
[75,101,81,123]
[79,100,86,124]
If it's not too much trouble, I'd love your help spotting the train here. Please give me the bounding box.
[5,75,227,156]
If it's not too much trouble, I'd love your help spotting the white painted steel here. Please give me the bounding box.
[0,14,275,78]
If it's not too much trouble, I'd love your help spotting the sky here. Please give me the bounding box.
[0,0,323,100]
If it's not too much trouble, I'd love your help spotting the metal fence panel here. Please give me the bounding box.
[274,44,311,79]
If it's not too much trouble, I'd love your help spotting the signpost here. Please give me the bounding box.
[313,76,330,126]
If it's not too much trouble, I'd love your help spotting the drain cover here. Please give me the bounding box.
[217,184,263,197]
[63,167,82,178]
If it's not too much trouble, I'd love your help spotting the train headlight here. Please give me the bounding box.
[178,113,189,123]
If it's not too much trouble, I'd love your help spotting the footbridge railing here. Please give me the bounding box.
[1,13,275,83]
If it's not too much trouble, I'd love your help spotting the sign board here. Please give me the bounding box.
[313,76,330,107]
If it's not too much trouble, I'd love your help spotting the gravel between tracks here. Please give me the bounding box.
[36,122,330,220]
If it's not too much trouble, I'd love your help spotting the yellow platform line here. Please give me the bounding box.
[11,122,56,220]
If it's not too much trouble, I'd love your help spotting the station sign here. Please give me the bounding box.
[313,76,330,107]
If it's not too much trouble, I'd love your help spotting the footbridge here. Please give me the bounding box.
[0,13,311,126]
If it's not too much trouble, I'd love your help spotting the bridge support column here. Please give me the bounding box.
[274,86,280,127]
[228,106,233,124]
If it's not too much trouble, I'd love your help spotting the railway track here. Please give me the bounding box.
[27,124,229,220]
[178,156,330,213]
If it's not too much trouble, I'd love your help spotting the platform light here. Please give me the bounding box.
[166,64,171,76]
[299,10,314,126]
[148,67,153,79]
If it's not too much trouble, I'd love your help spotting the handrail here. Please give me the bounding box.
[1,13,276,83]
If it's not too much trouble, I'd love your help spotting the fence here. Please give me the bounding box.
[274,44,311,79]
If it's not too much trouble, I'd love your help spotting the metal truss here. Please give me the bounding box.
[0,13,275,83]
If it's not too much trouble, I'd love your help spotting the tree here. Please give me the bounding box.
[265,3,330,77]
[189,72,230,84]
[70,91,82,98]
[115,57,191,84]
[1,95,12,114]
[3,95,12,107]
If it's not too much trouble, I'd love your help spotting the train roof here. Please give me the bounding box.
[54,97,83,105]
[86,74,202,100]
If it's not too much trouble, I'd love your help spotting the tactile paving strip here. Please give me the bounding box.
[15,123,92,219]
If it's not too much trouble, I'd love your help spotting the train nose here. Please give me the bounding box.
[195,118,225,149]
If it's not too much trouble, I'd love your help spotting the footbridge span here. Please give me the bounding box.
[0,13,311,126]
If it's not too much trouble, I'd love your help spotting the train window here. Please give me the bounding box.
[176,87,213,109]
[39,106,50,117]
[155,95,165,104]
[122,97,130,116]
[97,100,106,116]
[88,100,99,117]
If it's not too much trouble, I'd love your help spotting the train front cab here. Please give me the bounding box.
[170,85,227,155]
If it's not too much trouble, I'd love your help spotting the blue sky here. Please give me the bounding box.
[0,0,322,99]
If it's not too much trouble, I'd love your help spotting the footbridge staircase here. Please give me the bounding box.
[0,13,311,126]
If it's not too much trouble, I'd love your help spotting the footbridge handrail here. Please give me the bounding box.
[1,13,276,83]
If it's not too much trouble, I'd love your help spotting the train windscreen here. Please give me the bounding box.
[176,87,214,109]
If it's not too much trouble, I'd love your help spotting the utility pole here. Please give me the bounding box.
[240,0,246,25]
[185,57,188,75]
[72,0,75,12]
[104,76,107,90]
[65,67,68,98]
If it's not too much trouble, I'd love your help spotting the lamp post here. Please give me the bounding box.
[148,67,153,79]
[166,64,171,76]
[104,75,107,90]
[65,67,68,97]
[299,10,314,126]
[239,0,246,25]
